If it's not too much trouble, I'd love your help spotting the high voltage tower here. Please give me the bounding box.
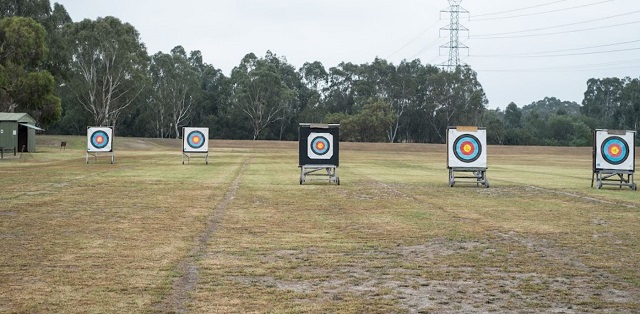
[440,0,469,71]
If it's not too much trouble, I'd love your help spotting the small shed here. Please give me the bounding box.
[0,113,44,153]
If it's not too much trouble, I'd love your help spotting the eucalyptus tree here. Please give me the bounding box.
[63,16,148,127]
[188,51,231,136]
[297,61,328,124]
[422,65,487,143]
[324,62,359,115]
[261,52,302,140]
[230,52,294,140]
[504,102,522,128]
[386,59,433,143]
[0,16,61,125]
[0,0,72,78]
[581,77,624,129]
[618,77,640,132]
[149,46,200,138]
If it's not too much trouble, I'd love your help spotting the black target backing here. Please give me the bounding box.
[299,123,339,166]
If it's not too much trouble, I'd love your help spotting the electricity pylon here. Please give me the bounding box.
[440,0,469,71]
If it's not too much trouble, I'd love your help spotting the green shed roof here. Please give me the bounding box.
[0,113,36,124]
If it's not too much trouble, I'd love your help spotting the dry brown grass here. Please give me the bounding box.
[1,136,639,313]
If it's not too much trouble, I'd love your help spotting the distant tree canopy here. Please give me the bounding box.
[0,16,61,125]
[5,2,640,145]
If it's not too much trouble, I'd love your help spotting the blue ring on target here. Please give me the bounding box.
[310,136,330,156]
[187,131,206,149]
[601,136,629,165]
[453,135,481,163]
[91,130,109,149]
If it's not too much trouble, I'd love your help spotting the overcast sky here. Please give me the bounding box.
[53,0,640,110]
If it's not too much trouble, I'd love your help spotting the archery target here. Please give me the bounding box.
[183,127,209,153]
[308,133,333,160]
[594,130,635,171]
[448,128,487,168]
[453,134,482,163]
[87,127,113,152]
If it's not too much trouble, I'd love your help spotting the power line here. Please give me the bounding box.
[409,37,441,60]
[469,39,640,57]
[470,47,640,58]
[473,10,640,37]
[470,20,640,39]
[475,58,640,72]
[472,0,568,18]
[386,20,441,59]
[471,0,614,21]
[477,65,640,73]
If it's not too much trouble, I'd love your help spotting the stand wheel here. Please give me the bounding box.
[182,161,185,164]
[632,183,637,191]
[449,178,454,187]
[336,177,340,185]
[205,161,208,165]
[299,177,303,185]
[485,180,490,188]
[596,181,602,189]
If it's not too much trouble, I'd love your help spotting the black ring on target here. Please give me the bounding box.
[600,136,629,165]
[91,130,109,149]
[187,131,206,149]
[310,136,330,156]
[453,134,482,163]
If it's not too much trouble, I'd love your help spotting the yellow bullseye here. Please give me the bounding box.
[611,146,619,155]
[317,142,325,150]
[463,144,472,153]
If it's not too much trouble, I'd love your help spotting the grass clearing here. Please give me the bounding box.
[1,136,639,313]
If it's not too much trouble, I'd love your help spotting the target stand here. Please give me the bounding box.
[591,129,636,190]
[592,170,636,190]
[182,127,209,165]
[86,127,115,164]
[299,123,340,185]
[448,167,489,188]
[447,126,489,188]
[300,165,339,185]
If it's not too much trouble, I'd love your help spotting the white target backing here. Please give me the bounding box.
[594,130,635,171]
[447,127,487,168]
[183,127,209,153]
[87,127,113,152]
[307,132,333,160]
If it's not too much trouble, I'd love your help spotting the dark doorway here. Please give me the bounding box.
[18,124,28,152]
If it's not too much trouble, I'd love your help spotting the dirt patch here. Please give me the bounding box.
[222,235,639,313]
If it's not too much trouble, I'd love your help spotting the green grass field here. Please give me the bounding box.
[1,136,639,313]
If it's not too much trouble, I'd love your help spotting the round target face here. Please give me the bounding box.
[187,131,205,149]
[453,135,482,163]
[310,136,330,156]
[600,136,629,165]
[91,130,109,149]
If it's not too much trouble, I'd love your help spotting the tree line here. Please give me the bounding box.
[1,1,639,145]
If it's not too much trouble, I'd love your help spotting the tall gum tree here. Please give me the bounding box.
[149,46,200,138]
[230,52,294,140]
[63,16,148,127]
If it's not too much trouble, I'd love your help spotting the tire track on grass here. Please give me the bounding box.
[155,158,250,313]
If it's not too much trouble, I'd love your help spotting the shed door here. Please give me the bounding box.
[18,124,28,152]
